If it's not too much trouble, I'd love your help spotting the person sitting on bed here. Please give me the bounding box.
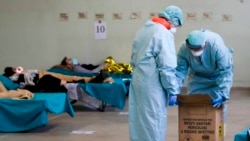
[52,56,104,73]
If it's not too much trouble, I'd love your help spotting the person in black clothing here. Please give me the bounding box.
[3,66,85,93]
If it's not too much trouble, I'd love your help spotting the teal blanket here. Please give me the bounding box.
[47,67,132,79]
[234,127,250,141]
[48,68,130,109]
[0,93,74,132]
[79,79,127,110]
[48,68,98,77]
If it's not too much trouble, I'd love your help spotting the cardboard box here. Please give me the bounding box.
[177,94,224,141]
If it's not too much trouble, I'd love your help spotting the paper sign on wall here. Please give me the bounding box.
[94,21,106,40]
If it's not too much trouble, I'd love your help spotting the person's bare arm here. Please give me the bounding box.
[103,77,114,83]
[0,82,7,92]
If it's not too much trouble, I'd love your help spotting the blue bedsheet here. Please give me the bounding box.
[0,93,74,132]
[48,67,132,79]
[48,68,98,77]
[48,68,130,109]
[79,79,127,110]
[234,127,250,141]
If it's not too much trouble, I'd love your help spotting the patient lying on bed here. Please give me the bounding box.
[52,56,104,73]
[3,66,114,111]
[3,66,114,90]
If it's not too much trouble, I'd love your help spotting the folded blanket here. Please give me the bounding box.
[0,82,34,99]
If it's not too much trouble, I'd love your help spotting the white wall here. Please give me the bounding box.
[0,0,249,87]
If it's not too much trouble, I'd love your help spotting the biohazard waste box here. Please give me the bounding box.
[177,94,224,141]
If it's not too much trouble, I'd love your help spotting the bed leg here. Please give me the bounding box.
[100,102,106,112]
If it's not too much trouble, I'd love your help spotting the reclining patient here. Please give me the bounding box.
[52,56,133,76]
[52,56,104,73]
[3,66,114,111]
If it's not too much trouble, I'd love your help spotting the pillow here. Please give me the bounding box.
[71,58,79,65]
[0,75,20,90]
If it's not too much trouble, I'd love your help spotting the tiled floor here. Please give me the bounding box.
[0,88,249,141]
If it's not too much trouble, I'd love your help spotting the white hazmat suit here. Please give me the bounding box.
[129,5,183,141]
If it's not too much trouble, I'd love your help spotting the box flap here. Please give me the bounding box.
[177,94,212,104]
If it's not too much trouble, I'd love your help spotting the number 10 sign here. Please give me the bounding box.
[94,21,106,39]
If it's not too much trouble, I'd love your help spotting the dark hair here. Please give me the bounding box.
[3,67,15,77]
[60,56,67,65]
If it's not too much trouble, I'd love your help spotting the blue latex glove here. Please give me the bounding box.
[211,96,223,108]
[210,91,224,108]
[168,94,178,106]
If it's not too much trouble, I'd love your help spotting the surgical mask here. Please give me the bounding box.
[191,50,204,56]
[169,27,177,34]
[15,66,24,74]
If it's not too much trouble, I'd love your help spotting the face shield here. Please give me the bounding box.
[186,39,206,56]
[186,39,205,51]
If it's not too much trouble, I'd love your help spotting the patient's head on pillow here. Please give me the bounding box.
[61,56,68,65]
[71,58,79,65]
[3,67,15,77]
[60,56,74,69]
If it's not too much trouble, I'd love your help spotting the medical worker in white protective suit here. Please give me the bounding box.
[129,5,184,141]
[175,29,234,131]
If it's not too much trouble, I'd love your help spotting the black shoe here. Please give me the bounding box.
[96,107,105,112]
[70,100,77,105]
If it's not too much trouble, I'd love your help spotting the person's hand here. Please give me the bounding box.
[210,91,224,108]
[168,94,178,106]
[60,80,67,86]
[211,96,223,108]
[103,77,114,83]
